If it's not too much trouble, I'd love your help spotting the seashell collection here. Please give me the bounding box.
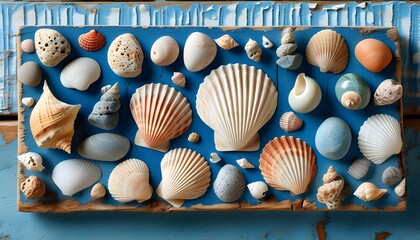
[18,27,404,211]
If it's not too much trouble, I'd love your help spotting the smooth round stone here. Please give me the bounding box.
[315,117,352,160]
[183,32,217,72]
[276,53,303,70]
[18,61,42,87]
[21,39,35,53]
[276,43,297,57]
[60,57,101,91]
[78,133,130,161]
[150,36,179,66]
[213,164,245,202]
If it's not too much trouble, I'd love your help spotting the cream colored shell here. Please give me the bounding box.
[183,32,217,72]
[317,166,345,209]
[374,79,403,106]
[35,28,71,67]
[215,34,239,50]
[150,36,179,66]
[244,38,262,62]
[288,73,322,113]
[171,72,186,87]
[279,111,303,132]
[236,158,255,169]
[90,183,106,199]
[348,158,371,180]
[354,182,387,201]
[247,181,268,200]
[394,178,406,197]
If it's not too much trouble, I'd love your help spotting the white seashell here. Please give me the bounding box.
[288,73,322,113]
[108,33,143,78]
[150,36,179,66]
[279,111,303,132]
[281,28,295,44]
[130,83,192,152]
[22,97,35,107]
[374,79,403,106]
[184,32,217,72]
[354,182,387,201]
[108,158,152,203]
[394,178,406,197]
[35,28,71,67]
[244,38,262,62]
[262,36,273,48]
[90,183,106,199]
[18,152,45,172]
[382,166,402,186]
[78,133,130,161]
[196,64,278,151]
[247,181,268,200]
[171,72,186,87]
[215,34,239,50]
[52,159,101,196]
[187,132,200,143]
[259,136,317,195]
[209,152,221,163]
[358,114,402,164]
[60,57,101,91]
[157,148,211,207]
[236,158,255,169]
[348,158,371,179]
[21,39,35,53]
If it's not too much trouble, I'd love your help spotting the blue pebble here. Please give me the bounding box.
[315,117,352,160]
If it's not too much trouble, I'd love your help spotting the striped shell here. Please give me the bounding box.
[279,111,303,132]
[394,178,406,197]
[348,158,371,179]
[78,30,105,52]
[382,166,402,186]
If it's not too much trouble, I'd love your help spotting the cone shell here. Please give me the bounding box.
[108,158,152,203]
[374,79,403,106]
[130,83,192,152]
[358,114,402,164]
[279,111,303,132]
[156,148,211,207]
[196,64,278,151]
[306,29,348,73]
[78,30,105,52]
[259,136,317,195]
[348,158,371,179]
[354,182,387,201]
[215,34,239,50]
[30,81,81,153]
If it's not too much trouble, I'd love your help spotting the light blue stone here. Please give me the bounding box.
[78,133,130,161]
[213,164,245,202]
[315,117,352,160]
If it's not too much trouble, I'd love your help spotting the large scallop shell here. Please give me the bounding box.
[52,159,101,196]
[108,158,152,203]
[259,136,317,195]
[78,30,105,52]
[130,83,192,152]
[30,81,81,154]
[196,64,278,151]
[306,29,348,73]
[156,148,211,207]
[358,114,402,164]
[354,182,387,201]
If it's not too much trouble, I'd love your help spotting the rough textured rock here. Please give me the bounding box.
[35,28,71,67]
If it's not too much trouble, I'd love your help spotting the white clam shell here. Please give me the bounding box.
[52,159,101,196]
[196,64,278,151]
[60,57,101,91]
[348,158,371,179]
[394,178,406,197]
[374,79,403,106]
[262,36,273,48]
[183,32,217,72]
[244,38,262,62]
[78,133,130,161]
[22,97,35,107]
[382,166,402,186]
[247,181,268,200]
[358,114,402,164]
[354,182,387,201]
[108,158,152,203]
[236,158,255,169]
[171,72,186,87]
[288,73,322,113]
[209,152,221,163]
[150,36,179,66]
[18,152,45,172]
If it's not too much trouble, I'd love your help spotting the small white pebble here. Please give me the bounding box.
[22,97,35,107]
[209,152,221,163]
[90,182,106,199]
[236,158,255,169]
[21,39,35,53]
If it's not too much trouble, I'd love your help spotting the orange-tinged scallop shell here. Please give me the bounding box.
[355,38,392,73]
[78,30,106,52]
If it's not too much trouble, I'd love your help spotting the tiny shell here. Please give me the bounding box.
[21,39,35,53]
[355,38,392,73]
[108,33,143,78]
[20,176,46,199]
[78,133,130,161]
[18,61,42,87]
[244,38,262,62]
[188,132,200,143]
[394,178,406,197]
[214,164,246,202]
[317,166,345,209]
[348,158,371,179]
[236,158,255,169]
[354,182,387,201]
[335,73,371,110]
[88,83,121,130]
[382,166,402,186]
[247,181,268,200]
[90,183,106,199]
[22,97,35,107]
[215,34,239,50]
[18,152,45,172]
[171,72,186,87]
[262,36,273,48]
[184,32,217,72]
[35,28,71,67]
[279,111,303,132]
[315,117,352,160]
[288,73,322,113]
[150,36,179,66]
[60,57,101,91]
[374,79,403,106]
[209,152,221,163]
[78,29,105,51]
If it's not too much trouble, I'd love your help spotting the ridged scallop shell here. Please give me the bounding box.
[382,166,402,186]
[348,158,371,179]
[196,64,278,151]
[215,34,238,50]
[317,166,345,209]
[358,114,402,164]
[374,79,403,106]
[30,81,81,154]
[108,158,152,203]
[52,159,101,196]
[156,148,211,207]
[130,83,192,152]
[394,178,406,197]
[244,38,262,62]
[78,30,105,52]
[18,152,45,172]
[306,29,348,73]
[279,111,303,132]
[259,136,317,195]
[354,182,387,201]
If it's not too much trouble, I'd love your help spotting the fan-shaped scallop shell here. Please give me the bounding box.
[306,29,348,73]
[279,111,303,132]
[348,158,371,179]
[358,114,402,164]
[78,30,105,51]
[30,81,81,154]
[52,159,101,196]
[196,64,278,151]
[215,34,239,50]
[259,136,317,195]
[130,83,192,152]
[156,148,211,207]
[108,158,152,203]
[354,182,387,201]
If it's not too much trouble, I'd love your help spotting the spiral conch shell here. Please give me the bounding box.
[374,79,403,106]
[30,81,81,153]
[354,182,387,201]
[317,166,345,209]
[215,34,239,50]
[245,38,262,62]
[78,30,105,52]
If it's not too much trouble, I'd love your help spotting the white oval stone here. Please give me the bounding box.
[183,32,217,72]
[35,28,71,67]
[108,33,143,78]
[150,36,179,66]
[60,57,101,91]
[78,133,130,161]
[22,97,35,107]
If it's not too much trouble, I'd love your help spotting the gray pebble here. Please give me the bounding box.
[18,61,42,87]
[276,53,303,70]
[276,43,297,57]
[213,164,246,202]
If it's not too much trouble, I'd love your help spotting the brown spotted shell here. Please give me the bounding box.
[78,30,106,52]
[374,79,403,106]
[279,111,303,132]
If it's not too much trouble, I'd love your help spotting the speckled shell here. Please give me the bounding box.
[354,182,387,201]
[374,79,403,106]
[358,114,402,164]
[108,158,152,203]
[171,72,186,87]
[150,36,179,66]
[108,33,143,78]
[21,39,35,53]
[317,166,345,209]
[20,176,46,199]
[279,111,303,132]
[130,83,192,152]
[288,73,322,113]
[247,181,268,200]
[244,38,262,62]
[184,32,217,72]
[335,73,371,110]
[35,28,71,67]
[78,133,130,161]
[382,166,402,186]
[394,178,406,197]
[18,152,45,172]
[156,148,211,207]
[78,30,105,51]
[355,38,392,72]
[348,158,371,179]
[30,81,81,154]
[215,34,239,50]
[259,136,317,195]
[196,64,278,151]
[306,29,348,73]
